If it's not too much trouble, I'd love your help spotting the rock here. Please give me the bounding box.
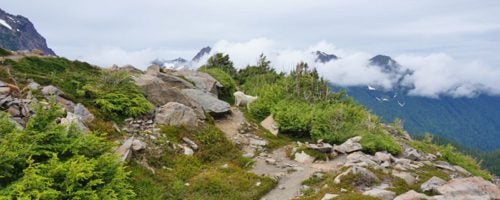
[334,166,379,187]
[278,185,286,190]
[249,138,268,146]
[0,87,10,94]
[60,112,89,132]
[181,89,230,114]
[333,136,363,154]
[394,190,430,200]
[41,85,62,96]
[173,70,222,95]
[374,152,392,163]
[436,177,500,200]
[392,158,415,171]
[453,165,472,176]
[362,188,396,200]
[260,115,279,136]
[131,139,146,151]
[7,105,20,116]
[27,81,40,90]
[307,142,333,153]
[434,161,456,171]
[146,64,161,75]
[265,158,276,165]
[182,137,199,151]
[421,176,447,193]
[116,137,134,162]
[155,102,198,127]
[294,151,314,163]
[183,146,194,156]
[404,147,423,161]
[321,193,338,200]
[345,151,379,168]
[392,170,416,185]
[74,103,94,123]
[55,96,75,112]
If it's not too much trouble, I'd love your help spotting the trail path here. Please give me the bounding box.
[215,107,345,200]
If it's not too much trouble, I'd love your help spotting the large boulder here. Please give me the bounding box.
[41,85,63,96]
[155,102,198,127]
[392,170,416,185]
[420,176,447,193]
[362,188,396,200]
[60,112,90,132]
[436,177,500,200]
[173,70,222,95]
[181,89,230,115]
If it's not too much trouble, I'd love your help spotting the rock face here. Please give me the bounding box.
[0,8,55,55]
[436,177,500,199]
[182,89,230,114]
[155,102,198,127]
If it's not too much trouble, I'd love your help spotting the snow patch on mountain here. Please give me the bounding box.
[0,19,12,30]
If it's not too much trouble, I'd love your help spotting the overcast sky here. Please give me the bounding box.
[2,0,500,97]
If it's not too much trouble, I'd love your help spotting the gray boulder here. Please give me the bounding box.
[334,166,379,187]
[420,176,446,193]
[392,170,416,185]
[60,112,90,132]
[155,102,198,127]
[394,190,430,200]
[260,115,279,136]
[74,103,94,123]
[181,89,230,114]
[41,85,63,96]
[173,70,222,95]
[334,136,363,154]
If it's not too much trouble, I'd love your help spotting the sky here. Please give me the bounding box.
[1,0,500,98]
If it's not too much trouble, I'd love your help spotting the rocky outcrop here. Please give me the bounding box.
[155,102,198,127]
[435,177,500,199]
[394,190,430,200]
[173,70,222,95]
[182,89,230,115]
[334,166,379,187]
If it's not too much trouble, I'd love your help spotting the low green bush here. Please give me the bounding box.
[198,67,237,104]
[0,104,135,199]
[360,133,402,155]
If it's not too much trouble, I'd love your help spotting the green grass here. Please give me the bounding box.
[130,124,276,199]
[199,67,237,104]
[0,48,12,56]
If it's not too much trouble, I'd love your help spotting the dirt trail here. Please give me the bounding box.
[215,107,345,200]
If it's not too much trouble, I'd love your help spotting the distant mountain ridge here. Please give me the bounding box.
[324,54,500,150]
[0,8,55,55]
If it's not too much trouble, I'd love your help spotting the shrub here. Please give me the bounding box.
[202,53,237,77]
[360,133,402,155]
[0,48,12,56]
[198,67,237,104]
[0,104,135,198]
[272,100,313,136]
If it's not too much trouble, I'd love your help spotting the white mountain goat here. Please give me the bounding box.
[233,91,258,109]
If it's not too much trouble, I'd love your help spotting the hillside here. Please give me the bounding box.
[0,8,55,55]
[1,51,499,199]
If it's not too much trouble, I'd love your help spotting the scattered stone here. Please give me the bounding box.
[321,193,339,200]
[404,147,423,161]
[255,182,261,187]
[362,188,396,200]
[41,85,62,96]
[182,137,199,151]
[294,151,314,163]
[265,158,276,165]
[278,185,286,190]
[345,151,379,168]
[249,138,268,146]
[392,170,416,185]
[183,146,194,156]
[131,139,146,151]
[434,161,456,171]
[334,166,379,187]
[27,81,40,90]
[115,137,134,162]
[394,190,430,200]
[453,165,472,176]
[374,151,392,163]
[60,112,89,132]
[420,176,447,193]
[260,115,279,136]
[155,102,198,127]
[307,142,333,153]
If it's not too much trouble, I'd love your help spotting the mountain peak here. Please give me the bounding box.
[369,55,401,73]
[315,51,338,63]
[192,46,211,61]
[0,8,55,55]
